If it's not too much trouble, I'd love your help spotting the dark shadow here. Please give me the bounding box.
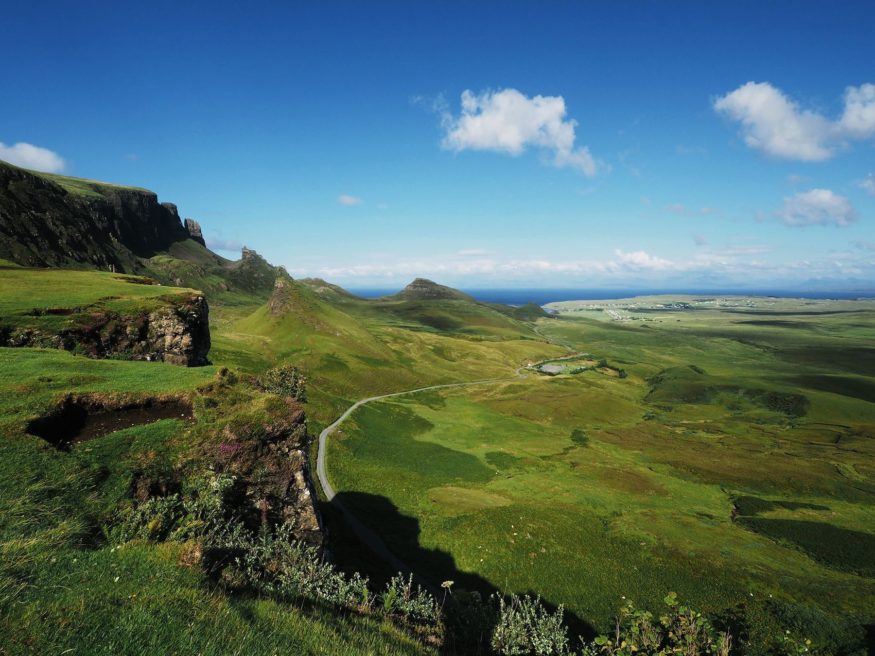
[323,491,595,653]
[738,518,875,577]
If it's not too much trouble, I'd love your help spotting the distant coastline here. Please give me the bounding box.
[346,287,875,305]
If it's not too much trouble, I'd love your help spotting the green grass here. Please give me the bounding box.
[0,267,204,340]
[326,298,875,654]
[0,347,430,656]
[0,159,151,198]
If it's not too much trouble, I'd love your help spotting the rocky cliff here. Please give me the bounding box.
[0,160,205,271]
[1,292,211,366]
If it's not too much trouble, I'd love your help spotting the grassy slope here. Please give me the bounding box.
[0,264,432,655]
[328,302,875,653]
[0,267,202,332]
[0,347,429,656]
[213,281,564,429]
[0,160,150,198]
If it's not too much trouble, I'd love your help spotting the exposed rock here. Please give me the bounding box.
[184,218,206,246]
[268,276,295,316]
[204,389,322,547]
[227,246,286,293]
[0,160,200,271]
[1,293,211,366]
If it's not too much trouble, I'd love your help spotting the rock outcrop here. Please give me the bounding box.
[1,293,211,366]
[0,160,200,271]
[184,218,206,246]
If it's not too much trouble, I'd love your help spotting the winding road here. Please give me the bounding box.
[315,348,585,580]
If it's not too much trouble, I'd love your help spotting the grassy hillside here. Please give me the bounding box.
[214,277,562,428]
[328,298,875,654]
[0,348,428,655]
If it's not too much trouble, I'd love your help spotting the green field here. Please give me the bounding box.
[4,259,875,654]
[326,297,875,653]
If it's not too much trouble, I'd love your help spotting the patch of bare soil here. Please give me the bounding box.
[27,396,192,450]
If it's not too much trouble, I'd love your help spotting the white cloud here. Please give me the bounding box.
[837,84,875,138]
[457,248,491,257]
[441,88,597,175]
[775,189,857,227]
[859,172,875,196]
[337,194,362,206]
[613,249,674,270]
[713,81,875,161]
[0,142,66,173]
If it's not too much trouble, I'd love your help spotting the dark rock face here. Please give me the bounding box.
[227,246,284,293]
[0,162,192,271]
[2,294,211,366]
[184,218,206,246]
[210,398,321,546]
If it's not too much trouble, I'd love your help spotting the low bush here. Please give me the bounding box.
[259,364,307,401]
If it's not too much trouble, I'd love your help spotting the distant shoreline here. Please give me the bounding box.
[346,287,875,305]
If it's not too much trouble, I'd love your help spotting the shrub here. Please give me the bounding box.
[379,574,441,626]
[260,364,307,401]
[491,594,570,656]
[591,592,731,656]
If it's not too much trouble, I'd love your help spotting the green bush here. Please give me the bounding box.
[590,593,731,656]
[491,594,570,656]
[260,364,307,401]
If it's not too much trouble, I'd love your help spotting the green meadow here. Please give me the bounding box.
[326,298,875,653]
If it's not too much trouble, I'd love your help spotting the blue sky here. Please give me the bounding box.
[3,1,875,289]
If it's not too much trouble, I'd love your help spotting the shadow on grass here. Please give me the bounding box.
[322,491,595,653]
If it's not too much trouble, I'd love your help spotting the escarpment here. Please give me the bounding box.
[0,160,206,271]
[2,292,211,366]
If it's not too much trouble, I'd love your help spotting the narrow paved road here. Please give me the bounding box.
[315,376,517,583]
[315,347,585,580]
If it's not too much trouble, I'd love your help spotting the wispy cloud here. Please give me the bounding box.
[714,82,875,161]
[774,189,857,227]
[441,88,598,175]
[457,248,491,257]
[288,245,875,286]
[0,141,66,173]
[666,203,720,217]
[337,194,362,206]
[206,236,244,252]
[785,173,811,185]
[859,172,875,196]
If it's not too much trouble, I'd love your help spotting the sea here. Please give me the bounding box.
[345,288,875,306]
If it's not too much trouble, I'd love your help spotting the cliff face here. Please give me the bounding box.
[0,161,203,271]
[2,293,211,366]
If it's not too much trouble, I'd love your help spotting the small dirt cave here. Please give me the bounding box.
[26,396,193,450]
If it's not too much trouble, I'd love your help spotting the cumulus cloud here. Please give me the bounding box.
[859,172,875,196]
[837,84,875,138]
[337,194,362,206]
[441,88,597,175]
[0,141,66,172]
[613,249,673,270]
[775,189,857,227]
[713,82,875,161]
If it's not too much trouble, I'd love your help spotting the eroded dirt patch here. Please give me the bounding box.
[27,395,192,450]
